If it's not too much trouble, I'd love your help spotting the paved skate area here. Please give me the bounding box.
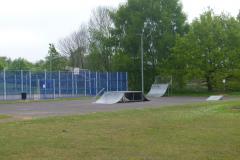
[0,96,237,120]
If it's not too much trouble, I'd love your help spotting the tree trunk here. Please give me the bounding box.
[206,75,213,91]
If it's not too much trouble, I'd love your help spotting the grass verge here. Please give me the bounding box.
[0,101,240,160]
[0,96,92,104]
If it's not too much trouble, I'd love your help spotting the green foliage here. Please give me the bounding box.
[45,43,68,71]
[0,57,10,70]
[173,10,240,91]
[85,52,105,71]
[87,7,114,71]
[111,0,187,90]
[8,58,33,70]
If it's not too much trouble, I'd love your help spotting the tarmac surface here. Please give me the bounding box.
[0,96,237,120]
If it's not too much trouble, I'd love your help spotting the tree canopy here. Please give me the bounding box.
[173,10,240,91]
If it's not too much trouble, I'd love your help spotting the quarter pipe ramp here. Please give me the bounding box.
[95,91,149,104]
[147,84,169,98]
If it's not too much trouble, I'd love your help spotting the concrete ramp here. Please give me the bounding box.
[95,91,149,104]
[147,84,169,97]
[206,95,224,101]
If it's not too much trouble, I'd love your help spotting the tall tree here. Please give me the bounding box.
[45,43,68,71]
[58,25,89,69]
[111,0,187,90]
[87,7,114,71]
[173,10,240,91]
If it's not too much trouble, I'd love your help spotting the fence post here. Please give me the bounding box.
[21,70,23,93]
[14,75,17,92]
[25,74,28,92]
[126,72,128,91]
[95,72,98,96]
[109,72,111,91]
[29,71,32,99]
[72,71,74,96]
[84,71,87,96]
[44,69,47,97]
[37,79,40,100]
[107,72,109,92]
[89,71,91,95]
[3,68,6,100]
[117,72,119,91]
[53,79,56,99]
[58,71,61,97]
[75,75,78,95]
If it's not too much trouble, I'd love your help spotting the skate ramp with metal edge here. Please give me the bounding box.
[206,95,224,101]
[95,91,149,104]
[147,84,169,98]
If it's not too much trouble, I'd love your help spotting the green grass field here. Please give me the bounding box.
[0,97,92,104]
[0,101,240,160]
[0,115,10,120]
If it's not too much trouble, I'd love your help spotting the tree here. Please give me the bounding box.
[33,60,45,71]
[0,57,10,70]
[111,0,188,90]
[8,58,33,70]
[173,10,240,91]
[58,25,89,69]
[45,43,68,71]
[237,10,240,21]
[87,7,114,71]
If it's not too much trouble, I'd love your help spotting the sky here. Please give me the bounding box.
[0,0,239,62]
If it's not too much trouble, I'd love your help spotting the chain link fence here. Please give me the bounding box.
[0,70,128,100]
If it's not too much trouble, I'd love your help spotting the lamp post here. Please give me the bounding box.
[140,32,144,98]
[137,29,144,101]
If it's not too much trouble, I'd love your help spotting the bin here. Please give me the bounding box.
[21,92,27,100]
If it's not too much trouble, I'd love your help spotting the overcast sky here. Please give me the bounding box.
[0,0,239,62]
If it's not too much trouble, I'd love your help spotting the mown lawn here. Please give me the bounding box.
[0,115,10,120]
[0,101,240,160]
[0,97,92,105]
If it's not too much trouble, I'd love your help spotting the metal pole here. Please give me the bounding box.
[95,72,98,95]
[84,71,87,96]
[117,72,119,91]
[119,72,122,91]
[141,33,144,100]
[58,71,61,97]
[44,69,47,97]
[14,75,17,92]
[37,79,40,100]
[89,71,91,95]
[29,71,31,99]
[50,53,52,80]
[53,79,56,99]
[75,75,78,95]
[21,70,23,93]
[109,73,111,91]
[72,71,74,96]
[25,74,28,92]
[107,72,109,92]
[3,68,6,100]
[126,72,128,91]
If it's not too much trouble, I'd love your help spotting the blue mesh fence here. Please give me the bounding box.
[0,70,128,100]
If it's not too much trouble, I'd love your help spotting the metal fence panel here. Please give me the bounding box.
[0,70,128,100]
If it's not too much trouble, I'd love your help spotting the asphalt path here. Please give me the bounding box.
[0,96,237,120]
